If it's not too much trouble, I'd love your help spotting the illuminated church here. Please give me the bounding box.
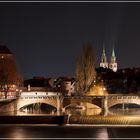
[100,45,117,72]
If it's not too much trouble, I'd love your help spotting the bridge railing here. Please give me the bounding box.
[108,95,140,99]
[64,96,106,99]
[19,95,61,99]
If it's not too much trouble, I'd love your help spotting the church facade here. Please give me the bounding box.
[100,45,117,72]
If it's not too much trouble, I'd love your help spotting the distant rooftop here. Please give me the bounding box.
[0,45,12,54]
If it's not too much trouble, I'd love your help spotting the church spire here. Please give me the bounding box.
[112,47,115,57]
[100,44,108,68]
[109,45,117,72]
[111,46,116,63]
[102,45,106,56]
[101,44,107,62]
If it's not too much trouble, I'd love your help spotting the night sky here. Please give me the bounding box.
[0,2,140,79]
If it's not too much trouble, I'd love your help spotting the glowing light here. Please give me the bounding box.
[103,87,106,91]
[85,84,108,96]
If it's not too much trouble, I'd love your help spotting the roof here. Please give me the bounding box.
[0,45,12,54]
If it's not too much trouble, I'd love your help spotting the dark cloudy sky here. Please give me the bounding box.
[0,2,140,78]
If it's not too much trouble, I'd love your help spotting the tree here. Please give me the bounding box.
[76,42,96,95]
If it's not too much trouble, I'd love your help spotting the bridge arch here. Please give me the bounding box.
[19,102,57,111]
[67,97,104,109]
[16,98,58,111]
[108,97,140,108]
[64,103,79,109]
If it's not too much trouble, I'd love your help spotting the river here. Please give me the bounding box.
[0,125,140,139]
[1,104,140,139]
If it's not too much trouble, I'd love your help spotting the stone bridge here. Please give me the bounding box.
[0,95,106,114]
[17,95,105,110]
[0,94,140,115]
[63,96,105,109]
[108,95,140,108]
[16,96,63,111]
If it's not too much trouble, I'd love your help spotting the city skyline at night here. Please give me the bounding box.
[0,2,140,78]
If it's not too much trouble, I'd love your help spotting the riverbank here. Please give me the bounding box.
[0,115,66,124]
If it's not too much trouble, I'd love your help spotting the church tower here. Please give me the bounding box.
[100,45,108,68]
[109,47,117,72]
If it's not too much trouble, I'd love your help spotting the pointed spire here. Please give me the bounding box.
[101,44,108,63]
[100,43,108,68]
[109,44,117,72]
[111,47,116,63]
[102,43,106,57]
[112,45,116,57]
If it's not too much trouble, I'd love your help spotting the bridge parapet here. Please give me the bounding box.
[19,91,61,98]
[64,96,105,99]
[19,95,61,99]
[108,95,140,108]
[16,95,63,112]
[108,95,140,100]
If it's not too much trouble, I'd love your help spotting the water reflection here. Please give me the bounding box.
[65,108,101,116]
[9,127,30,139]
[18,106,140,118]
[0,125,140,139]
[19,103,57,115]
[95,128,109,140]
[109,104,140,116]
[109,108,140,116]
[1,102,140,117]
[0,125,110,139]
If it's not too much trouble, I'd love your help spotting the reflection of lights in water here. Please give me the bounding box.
[8,127,29,139]
[18,103,57,115]
[65,105,101,116]
[95,128,109,140]
[110,108,140,116]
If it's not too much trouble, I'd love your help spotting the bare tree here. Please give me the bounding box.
[76,42,96,95]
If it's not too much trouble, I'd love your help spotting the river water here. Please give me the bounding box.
[1,104,140,139]
[0,125,140,139]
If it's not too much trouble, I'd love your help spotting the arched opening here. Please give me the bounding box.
[64,103,82,115]
[19,103,57,115]
[109,103,140,116]
[82,102,102,115]
[64,102,101,116]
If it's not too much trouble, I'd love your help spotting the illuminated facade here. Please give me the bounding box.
[0,44,21,98]
[100,46,108,68]
[109,48,117,72]
[100,46,117,72]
